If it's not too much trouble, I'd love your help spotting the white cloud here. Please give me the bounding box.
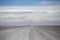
[0,12,60,23]
[0,6,60,25]
[0,6,60,12]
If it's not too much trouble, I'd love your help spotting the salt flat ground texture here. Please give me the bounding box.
[0,26,60,40]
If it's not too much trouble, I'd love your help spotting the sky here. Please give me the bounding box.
[0,0,60,26]
[0,0,60,6]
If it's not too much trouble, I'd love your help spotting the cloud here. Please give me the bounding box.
[0,12,60,23]
[0,6,60,26]
[34,1,60,6]
[0,6,60,12]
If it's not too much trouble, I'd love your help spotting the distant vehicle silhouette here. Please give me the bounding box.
[28,24,30,27]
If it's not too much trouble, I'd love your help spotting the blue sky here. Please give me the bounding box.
[0,0,60,6]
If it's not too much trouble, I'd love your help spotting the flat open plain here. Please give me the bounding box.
[0,25,60,40]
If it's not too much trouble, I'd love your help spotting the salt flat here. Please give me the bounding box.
[0,26,60,40]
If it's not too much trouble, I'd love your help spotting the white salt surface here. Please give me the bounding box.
[0,27,60,40]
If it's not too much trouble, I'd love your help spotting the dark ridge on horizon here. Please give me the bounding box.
[0,25,60,30]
